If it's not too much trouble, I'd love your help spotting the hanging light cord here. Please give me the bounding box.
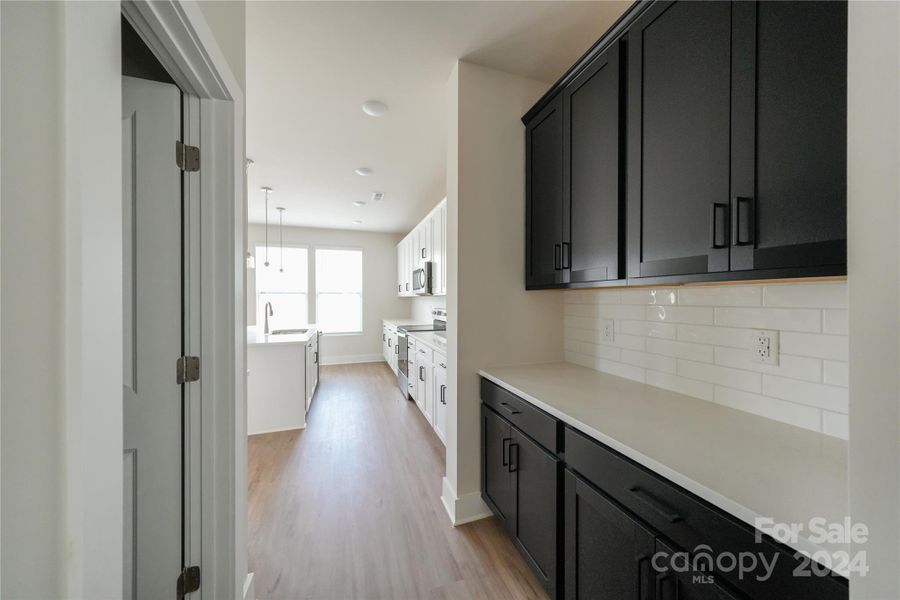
[278,208,285,272]
[263,188,271,267]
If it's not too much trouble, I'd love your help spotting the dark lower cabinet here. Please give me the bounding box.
[481,379,849,600]
[564,469,655,600]
[481,404,561,598]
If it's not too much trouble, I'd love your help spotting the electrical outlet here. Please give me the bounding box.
[600,319,615,343]
[751,330,779,365]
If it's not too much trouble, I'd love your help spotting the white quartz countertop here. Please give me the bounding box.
[247,325,317,346]
[479,362,849,575]
[382,317,428,328]
[407,331,447,355]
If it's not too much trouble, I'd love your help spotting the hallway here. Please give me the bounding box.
[247,363,548,600]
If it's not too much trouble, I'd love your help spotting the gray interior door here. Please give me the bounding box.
[122,75,183,600]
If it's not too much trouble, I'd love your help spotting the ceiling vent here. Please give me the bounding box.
[372,192,385,202]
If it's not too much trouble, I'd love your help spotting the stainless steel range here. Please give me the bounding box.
[397,308,446,399]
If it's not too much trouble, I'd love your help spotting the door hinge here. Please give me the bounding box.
[176,356,200,384]
[176,141,200,172]
[177,565,201,599]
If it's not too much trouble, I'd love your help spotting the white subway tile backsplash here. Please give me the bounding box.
[563,281,849,438]
[763,282,847,309]
[822,411,849,440]
[823,309,848,335]
[677,285,762,307]
[762,376,849,413]
[646,338,715,363]
[713,387,822,433]
[677,360,762,393]
[780,332,849,361]
[646,371,714,401]
[714,307,822,332]
[646,305,714,325]
[714,346,822,383]
[823,360,849,388]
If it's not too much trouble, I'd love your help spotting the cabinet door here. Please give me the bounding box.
[627,0,732,279]
[654,540,742,600]
[563,39,623,283]
[432,204,445,295]
[440,202,447,293]
[421,359,433,425]
[397,241,404,296]
[564,469,656,600]
[729,0,847,273]
[511,429,561,598]
[481,405,514,527]
[525,94,564,288]
[433,359,447,443]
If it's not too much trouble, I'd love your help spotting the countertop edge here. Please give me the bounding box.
[407,331,447,355]
[477,368,848,578]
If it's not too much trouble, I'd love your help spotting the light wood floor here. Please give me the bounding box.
[248,362,548,600]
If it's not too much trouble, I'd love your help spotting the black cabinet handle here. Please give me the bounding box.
[502,437,511,466]
[419,366,425,381]
[406,283,409,291]
[314,351,318,364]
[499,402,521,416]
[709,202,728,249]
[732,196,754,246]
[388,338,392,347]
[421,247,426,259]
[637,555,652,600]
[440,384,446,405]
[398,284,401,292]
[562,242,571,270]
[395,345,399,355]
[508,443,519,472]
[629,487,682,523]
[383,333,386,341]
[553,243,562,270]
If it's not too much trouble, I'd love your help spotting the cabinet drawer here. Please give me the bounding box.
[564,427,847,600]
[481,379,559,453]
[417,345,433,363]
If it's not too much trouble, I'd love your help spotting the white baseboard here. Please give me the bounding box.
[242,572,255,600]
[441,476,493,526]
[247,424,306,436]
[319,354,383,366]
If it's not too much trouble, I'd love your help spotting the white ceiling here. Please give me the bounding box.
[246,0,632,233]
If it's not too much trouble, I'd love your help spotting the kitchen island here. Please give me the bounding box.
[247,326,319,434]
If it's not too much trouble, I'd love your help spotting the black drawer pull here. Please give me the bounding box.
[629,487,682,523]
[732,196,755,246]
[499,402,521,416]
[553,243,562,270]
[709,202,728,249]
[655,572,676,600]
[502,437,511,466]
[508,443,519,472]
[562,242,571,269]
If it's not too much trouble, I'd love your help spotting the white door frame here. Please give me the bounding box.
[63,1,245,598]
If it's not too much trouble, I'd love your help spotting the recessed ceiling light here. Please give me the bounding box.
[353,200,366,207]
[351,220,363,225]
[372,192,385,202]
[355,167,373,176]
[362,100,388,117]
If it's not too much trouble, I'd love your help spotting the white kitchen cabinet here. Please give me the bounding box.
[305,334,319,413]
[396,197,447,297]
[433,351,447,443]
[414,344,434,424]
[383,323,398,373]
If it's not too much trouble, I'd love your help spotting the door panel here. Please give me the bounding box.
[564,40,623,283]
[512,429,560,597]
[730,0,847,272]
[526,95,564,287]
[628,0,732,278]
[565,470,656,600]
[482,406,513,527]
[122,75,183,600]
[654,540,743,600]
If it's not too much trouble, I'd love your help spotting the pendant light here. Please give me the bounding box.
[261,187,272,267]
[245,159,256,269]
[276,207,286,272]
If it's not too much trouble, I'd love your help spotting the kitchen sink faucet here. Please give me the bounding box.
[264,301,274,334]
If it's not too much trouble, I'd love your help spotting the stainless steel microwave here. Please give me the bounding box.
[412,262,432,295]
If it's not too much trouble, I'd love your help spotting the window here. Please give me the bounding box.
[255,245,308,330]
[315,248,363,334]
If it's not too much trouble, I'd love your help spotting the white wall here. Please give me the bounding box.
[847,2,900,597]
[248,224,409,363]
[443,61,565,522]
[1,2,65,596]
[563,281,849,438]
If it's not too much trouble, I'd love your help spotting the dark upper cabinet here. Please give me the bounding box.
[730,1,848,272]
[481,405,513,528]
[563,39,624,284]
[525,95,565,288]
[511,428,560,598]
[626,0,733,279]
[564,469,656,600]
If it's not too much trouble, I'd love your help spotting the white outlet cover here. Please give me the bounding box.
[751,329,779,365]
[600,319,615,343]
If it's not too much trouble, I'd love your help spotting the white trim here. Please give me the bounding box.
[441,476,492,526]
[320,354,384,366]
[248,424,307,436]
